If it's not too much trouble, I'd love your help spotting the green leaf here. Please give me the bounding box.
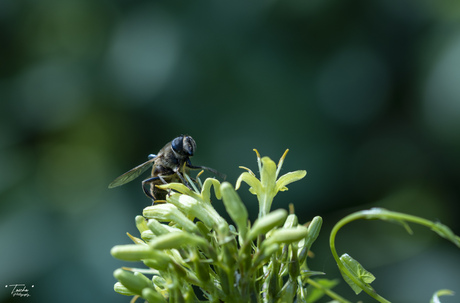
[301,270,326,278]
[339,254,375,295]
[432,222,460,248]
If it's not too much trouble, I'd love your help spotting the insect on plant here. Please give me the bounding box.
[108,135,224,203]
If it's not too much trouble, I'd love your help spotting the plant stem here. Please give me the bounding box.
[306,278,352,303]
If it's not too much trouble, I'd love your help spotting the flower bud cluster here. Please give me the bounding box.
[111,150,322,302]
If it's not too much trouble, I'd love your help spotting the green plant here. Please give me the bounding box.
[111,150,460,303]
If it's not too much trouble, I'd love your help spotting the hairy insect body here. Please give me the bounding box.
[109,135,222,203]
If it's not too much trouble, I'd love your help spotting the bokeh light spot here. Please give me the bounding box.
[106,5,180,104]
[422,34,460,145]
[317,47,390,125]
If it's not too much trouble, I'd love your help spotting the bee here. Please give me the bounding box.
[108,135,223,202]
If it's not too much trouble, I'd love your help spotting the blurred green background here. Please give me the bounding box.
[1,0,460,302]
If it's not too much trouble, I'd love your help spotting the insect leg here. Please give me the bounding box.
[158,175,168,184]
[186,159,226,180]
[175,171,192,189]
[142,176,161,201]
[157,175,175,198]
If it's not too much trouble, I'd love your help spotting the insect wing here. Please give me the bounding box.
[108,159,154,188]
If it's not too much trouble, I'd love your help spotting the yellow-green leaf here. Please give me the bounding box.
[260,157,277,190]
[236,171,262,194]
[275,170,307,193]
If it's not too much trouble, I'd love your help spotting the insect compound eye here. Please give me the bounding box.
[182,136,196,157]
[171,136,184,154]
